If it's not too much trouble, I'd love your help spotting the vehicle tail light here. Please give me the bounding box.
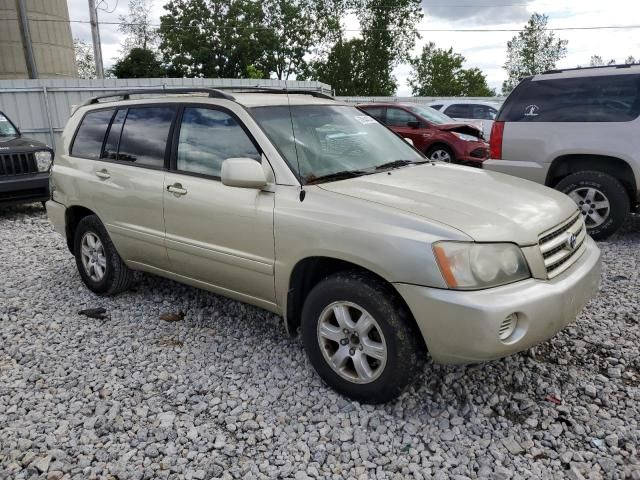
[489,121,504,160]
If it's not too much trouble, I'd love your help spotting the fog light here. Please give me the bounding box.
[499,313,518,341]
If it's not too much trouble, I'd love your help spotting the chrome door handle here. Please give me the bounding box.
[95,169,110,180]
[167,183,187,196]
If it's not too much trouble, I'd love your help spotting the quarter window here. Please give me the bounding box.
[361,106,385,121]
[71,109,114,159]
[117,107,175,167]
[176,107,260,178]
[385,108,417,127]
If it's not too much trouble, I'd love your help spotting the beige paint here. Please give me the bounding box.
[48,93,602,364]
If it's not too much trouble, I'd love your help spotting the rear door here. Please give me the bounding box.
[163,105,276,303]
[69,105,176,269]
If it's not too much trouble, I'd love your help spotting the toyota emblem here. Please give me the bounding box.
[565,233,577,251]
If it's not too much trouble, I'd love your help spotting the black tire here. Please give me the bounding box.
[555,171,629,240]
[73,215,133,295]
[426,145,455,163]
[301,271,421,404]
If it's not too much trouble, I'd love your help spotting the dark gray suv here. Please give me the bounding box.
[0,111,53,206]
[484,64,640,239]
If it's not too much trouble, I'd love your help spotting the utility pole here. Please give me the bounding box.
[88,0,104,79]
[15,0,38,78]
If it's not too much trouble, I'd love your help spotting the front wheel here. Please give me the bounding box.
[427,145,455,163]
[555,171,629,240]
[301,271,421,404]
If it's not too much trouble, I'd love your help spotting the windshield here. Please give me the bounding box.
[251,105,425,182]
[0,112,19,136]
[406,105,453,125]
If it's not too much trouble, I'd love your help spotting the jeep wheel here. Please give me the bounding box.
[555,171,629,240]
[301,271,421,404]
[74,215,133,295]
[427,145,454,163]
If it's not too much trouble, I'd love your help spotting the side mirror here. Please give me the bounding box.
[404,137,414,146]
[407,120,420,129]
[221,158,267,189]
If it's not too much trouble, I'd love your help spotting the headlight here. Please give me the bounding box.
[35,150,53,172]
[433,242,530,290]
[451,132,478,142]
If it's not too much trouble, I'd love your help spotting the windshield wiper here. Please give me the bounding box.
[375,159,429,171]
[305,169,370,185]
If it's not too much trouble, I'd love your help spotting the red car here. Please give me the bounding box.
[357,103,489,164]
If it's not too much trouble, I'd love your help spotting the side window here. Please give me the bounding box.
[386,108,417,127]
[430,104,443,110]
[71,109,114,159]
[117,106,175,167]
[361,106,385,121]
[444,104,472,118]
[501,74,640,122]
[101,109,126,160]
[176,107,260,178]
[471,105,497,120]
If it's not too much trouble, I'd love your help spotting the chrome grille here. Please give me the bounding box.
[0,152,38,176]
[539,212,587,279]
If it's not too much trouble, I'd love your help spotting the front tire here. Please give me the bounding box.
[301,271,421,404]
[555,171,629,240]
[427,145,455,163]
[74,215,133,295]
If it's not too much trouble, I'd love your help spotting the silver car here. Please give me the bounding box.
[46,88,601,403]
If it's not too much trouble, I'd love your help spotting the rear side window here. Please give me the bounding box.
[444,104,472,118]
[176,107,260,178]
[117,107,175,167]
[500,74,640,122]
[471,105,497,120]
[71,109,114,159]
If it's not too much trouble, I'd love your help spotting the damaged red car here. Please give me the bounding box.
[357,103,489,165]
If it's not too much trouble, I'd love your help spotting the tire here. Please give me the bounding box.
[301,271,421,404]
[555,171,629,240]
[73,214,133,295]
[426,145,455,163]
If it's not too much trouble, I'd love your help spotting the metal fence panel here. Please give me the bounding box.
[0,78,332,150]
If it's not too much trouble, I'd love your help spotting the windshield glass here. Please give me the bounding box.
[251,105,424,182]
[0,112,19,136]
[406,105,453,125]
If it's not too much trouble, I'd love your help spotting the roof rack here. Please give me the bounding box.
[543,63,637,74]
[81,87,236,107]
[80,85,335,108]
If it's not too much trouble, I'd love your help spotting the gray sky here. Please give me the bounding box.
[67,0,640,94]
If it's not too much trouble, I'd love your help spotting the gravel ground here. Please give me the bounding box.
[0,204,638,480]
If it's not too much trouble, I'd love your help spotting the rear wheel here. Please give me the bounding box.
[301,271,421,404]
[555,171,629,240]
[74,215,133,295]
[427,145,454,163]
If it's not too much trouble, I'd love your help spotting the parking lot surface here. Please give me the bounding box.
[1,204,638,480]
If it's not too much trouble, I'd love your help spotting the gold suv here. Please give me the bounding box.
[47,88,602,403]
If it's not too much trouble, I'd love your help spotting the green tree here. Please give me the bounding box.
[112,48,166,78]
[119,0,159,54]
[308,38,368,95]
[408,42,495,97]
[74,38,96,79]
[502,13,568,94]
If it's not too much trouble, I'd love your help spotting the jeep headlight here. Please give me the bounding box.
[35,150,53,172]
[433,242,530,290]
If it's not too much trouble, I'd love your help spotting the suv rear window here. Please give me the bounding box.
[71,109,114,159]
[499,74,640,122]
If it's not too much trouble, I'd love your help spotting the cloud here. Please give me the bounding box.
[421,0,534,25]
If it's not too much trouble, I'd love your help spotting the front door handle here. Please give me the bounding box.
[167,183,188,196]
[95,169,110,180]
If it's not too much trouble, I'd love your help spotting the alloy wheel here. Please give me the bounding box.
[568,187,611,228]
[429,149,452,162]
[80,232,107,282]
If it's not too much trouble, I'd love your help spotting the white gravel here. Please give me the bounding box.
[1,204,639,480]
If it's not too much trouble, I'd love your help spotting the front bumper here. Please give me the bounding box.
[0,172,50,206]
[456,142,489,164]
[395,237,601,364]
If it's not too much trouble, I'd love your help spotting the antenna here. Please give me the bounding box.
[284,81,306,201]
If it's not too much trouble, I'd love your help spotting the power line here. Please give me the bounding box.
[19,17,640,33]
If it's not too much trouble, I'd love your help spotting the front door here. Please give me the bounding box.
[163,105,276,303]
[384,107,424,146]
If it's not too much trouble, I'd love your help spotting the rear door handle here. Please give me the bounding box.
[95,169,110,180]
[167,183,188,196]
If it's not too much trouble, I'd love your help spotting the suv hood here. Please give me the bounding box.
[0,136,48,150]
[318,163,577,245]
